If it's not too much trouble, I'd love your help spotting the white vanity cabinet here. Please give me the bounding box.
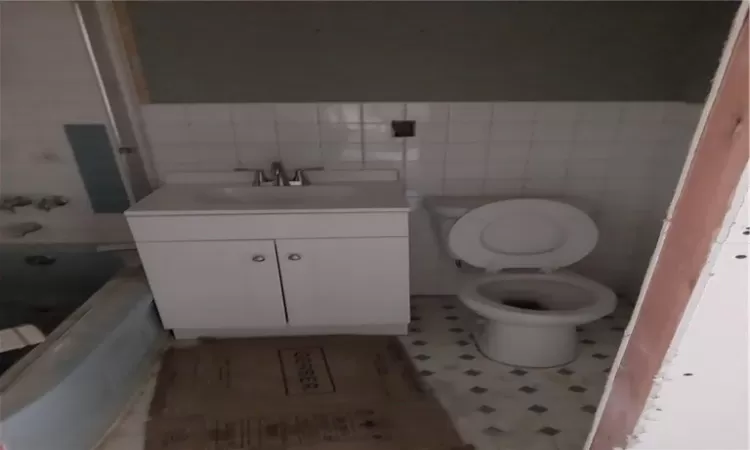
[125,182,411,339]
[134,240,287,330]
[276,237,409,327]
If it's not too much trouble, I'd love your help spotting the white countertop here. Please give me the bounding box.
[125,181,410,216]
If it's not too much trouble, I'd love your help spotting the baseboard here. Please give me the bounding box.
[172,323,408,339]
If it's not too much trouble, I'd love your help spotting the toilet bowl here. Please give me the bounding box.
[426,197,617,368]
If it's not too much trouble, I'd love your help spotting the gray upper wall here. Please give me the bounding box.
[127,1,738,103]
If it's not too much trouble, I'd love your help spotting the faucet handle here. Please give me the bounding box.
[234,168,272,186]
[291,167,323,177]
[290,167,324,186]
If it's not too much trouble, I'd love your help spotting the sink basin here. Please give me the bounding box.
[197,185,357,206]
[126,179,409,215]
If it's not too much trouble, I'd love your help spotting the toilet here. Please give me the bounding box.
[427,197,617,368]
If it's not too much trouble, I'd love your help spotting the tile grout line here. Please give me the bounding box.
[359,103,366,169]
[480,104,495,195]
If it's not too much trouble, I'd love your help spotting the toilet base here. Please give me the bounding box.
[476,321,578,368]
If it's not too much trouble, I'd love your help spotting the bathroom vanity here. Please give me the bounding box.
[125,181,410,338]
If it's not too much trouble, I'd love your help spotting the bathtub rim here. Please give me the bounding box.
[0,266,156,415]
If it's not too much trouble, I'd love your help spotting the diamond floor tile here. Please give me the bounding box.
[400,296,633,450]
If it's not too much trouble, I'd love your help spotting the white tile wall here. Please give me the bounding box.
[0,3,708,293]
[0,2,112,217]
[142,101,702,294]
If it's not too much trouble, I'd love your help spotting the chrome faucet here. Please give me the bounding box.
[244,161,322,187]
[250,169,272,187]
[270,161,290,186]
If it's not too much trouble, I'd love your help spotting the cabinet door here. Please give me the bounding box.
[136,240,287,329]
[277,238,409,327]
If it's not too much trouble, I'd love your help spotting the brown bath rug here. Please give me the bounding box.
[146,335,467,450]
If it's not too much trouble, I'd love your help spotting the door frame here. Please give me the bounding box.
[74,1,158,200]
[586,5,749,449]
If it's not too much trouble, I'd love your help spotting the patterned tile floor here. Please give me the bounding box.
[98,296,631,450]
[400,296,631,450]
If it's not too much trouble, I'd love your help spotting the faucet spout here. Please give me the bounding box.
[270,161,290,186]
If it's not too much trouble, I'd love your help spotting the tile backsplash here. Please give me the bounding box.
[142,102,699,196]
[142,101,701,294]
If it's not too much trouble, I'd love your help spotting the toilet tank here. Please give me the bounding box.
[423,196,505,260]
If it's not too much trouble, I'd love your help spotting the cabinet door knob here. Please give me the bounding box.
[252,255,266,262]
[287,253,302,261]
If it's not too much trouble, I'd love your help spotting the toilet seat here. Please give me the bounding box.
[448,198,616,325]
[448,199,598,270]
[459,270,617,326]
[434,197,616,366]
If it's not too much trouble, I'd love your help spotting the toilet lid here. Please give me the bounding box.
[448,199,598,270]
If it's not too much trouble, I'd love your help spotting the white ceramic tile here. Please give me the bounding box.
[362,103,406,122]
[490,121,534,142]
[492,102,536,121]
[320,124,362,143]
[577,102,622,123]
[566,158,609,178]
[317,103,361,124]
[279,142,323,167]
[525,159,568,179]
[412,122,449,143]
[446,143,488,166]
[188,143,237,165]
[658,123,695,143]
[524,177,567,195]
[276,123,320,142]
[534,102,580,122]
[405,103,450,123]
[145,122,189,144]
[569,141,613,160]
[274,103,319,123]
[532,122,576,141]
[187,122,234,143]
[483,178,525,196]
[405,142,447,165]
[363,123,398,143]
[364,142,405,169]
[449,102,493,122]
[237,143,279,168]
[406,176,444,195]
[322,142,363,169]
[445,163,485,180]
[485,157,527,180]
[620,102,666,122]
[406,162,445,184]
[186,104,232,123]
[230,104,275,124]
[574,122,618,142]
[616,122,663,141]
[663,102,703,124]
[443,179,485,195]
[233,122,277,143]
[448,123,491,143]
[564,176,606,194]
[529,141,572,159]
[156,143,237,171]
[488,142,531,160]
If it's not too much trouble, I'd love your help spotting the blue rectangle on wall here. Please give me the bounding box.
[64,124,130,213]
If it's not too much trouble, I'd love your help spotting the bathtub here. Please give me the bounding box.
[0,245,165,450]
